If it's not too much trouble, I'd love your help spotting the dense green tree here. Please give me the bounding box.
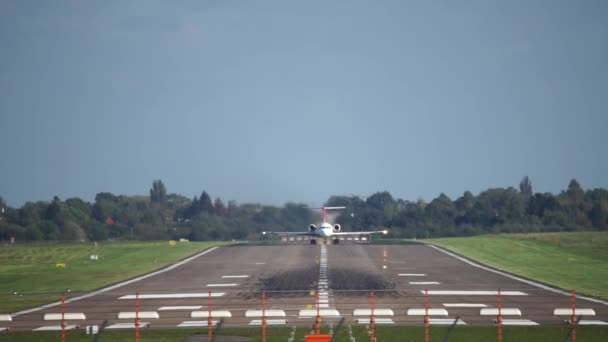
[519,176,533,198]
[150,180,167,203]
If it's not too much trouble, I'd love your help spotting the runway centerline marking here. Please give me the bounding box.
[409,281,440,285]
[398,273,426,276]
[222,275,249,278]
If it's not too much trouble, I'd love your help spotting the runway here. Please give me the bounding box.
[2,243,607,331]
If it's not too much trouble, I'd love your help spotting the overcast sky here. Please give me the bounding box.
[1,0,607,207]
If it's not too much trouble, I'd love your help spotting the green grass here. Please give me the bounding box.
[425,231,608,299]
[1,326,607,342]
[0,241,231,313]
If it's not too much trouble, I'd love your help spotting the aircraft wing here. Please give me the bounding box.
[331,230,388,236]
[262,231,317,237]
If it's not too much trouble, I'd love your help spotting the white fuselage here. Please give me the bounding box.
[315,223,334,238]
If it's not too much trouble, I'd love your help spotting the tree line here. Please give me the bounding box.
[0,177,606,242]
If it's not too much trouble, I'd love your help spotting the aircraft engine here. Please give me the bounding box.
[309,224,317,231]
[333,224,341,232]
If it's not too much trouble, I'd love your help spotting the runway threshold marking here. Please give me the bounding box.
[443,303,488,308]
[427,245,608,306]
[578,320,608,325]
[44,313,86,320]
[554,308,595,316]
[33,325,77,331]
[299,309,340,317]
[356,318,394,324]
[353,309,394,316]
[118,311,159,319]
[249,319,287,326]
[191,310,232,318]
[158,306,202,311]
[429,318,466,325]
[500,319,538,326]
[407,308,448,316]
[245,310,286,317]
[178,321,218,327]
[421,290,527,296]
[11,246,220,317]
[107,322,151,329]
[207,283,238,287]
[120,293,225,299]
[480,308,521,316]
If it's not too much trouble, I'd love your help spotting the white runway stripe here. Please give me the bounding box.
[422,290,527,296]
[44,313,86,320]
[207,283,238,287]
[554,308,595,316]
[120,293,225,299]
[34,325,77,331]
[222,275,249,278]
[443,303,488,308]
[578,320,608,325]
[429,318,466,325]
[407,308,448,316]
[409,281,440,285]
[0,315,12,321]
[159,306,202,311]
[245,310,286,317]
[398,273,426,276]
[299,309,340,317]
[501,319,538,326]
[118,312,159,319]
[480,308,521,316]
[191,310,232,318]
[249,319,288,326]
[356,318,394,324]
[353,309,394,316]
[177,321,218,327]
[107,322,150,329]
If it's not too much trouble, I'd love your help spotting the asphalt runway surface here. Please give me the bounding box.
[3,243,607,331]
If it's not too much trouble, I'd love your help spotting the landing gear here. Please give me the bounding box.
[332,239,340,245]
[310,239,317,245]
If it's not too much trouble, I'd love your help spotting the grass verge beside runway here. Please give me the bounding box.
[425,232,608,299]
[1,326,607,342]
[0,241,231,313]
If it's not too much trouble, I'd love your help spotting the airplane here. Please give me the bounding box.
[262,206,388,245]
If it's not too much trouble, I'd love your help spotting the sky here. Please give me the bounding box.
[1,0,607,207]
